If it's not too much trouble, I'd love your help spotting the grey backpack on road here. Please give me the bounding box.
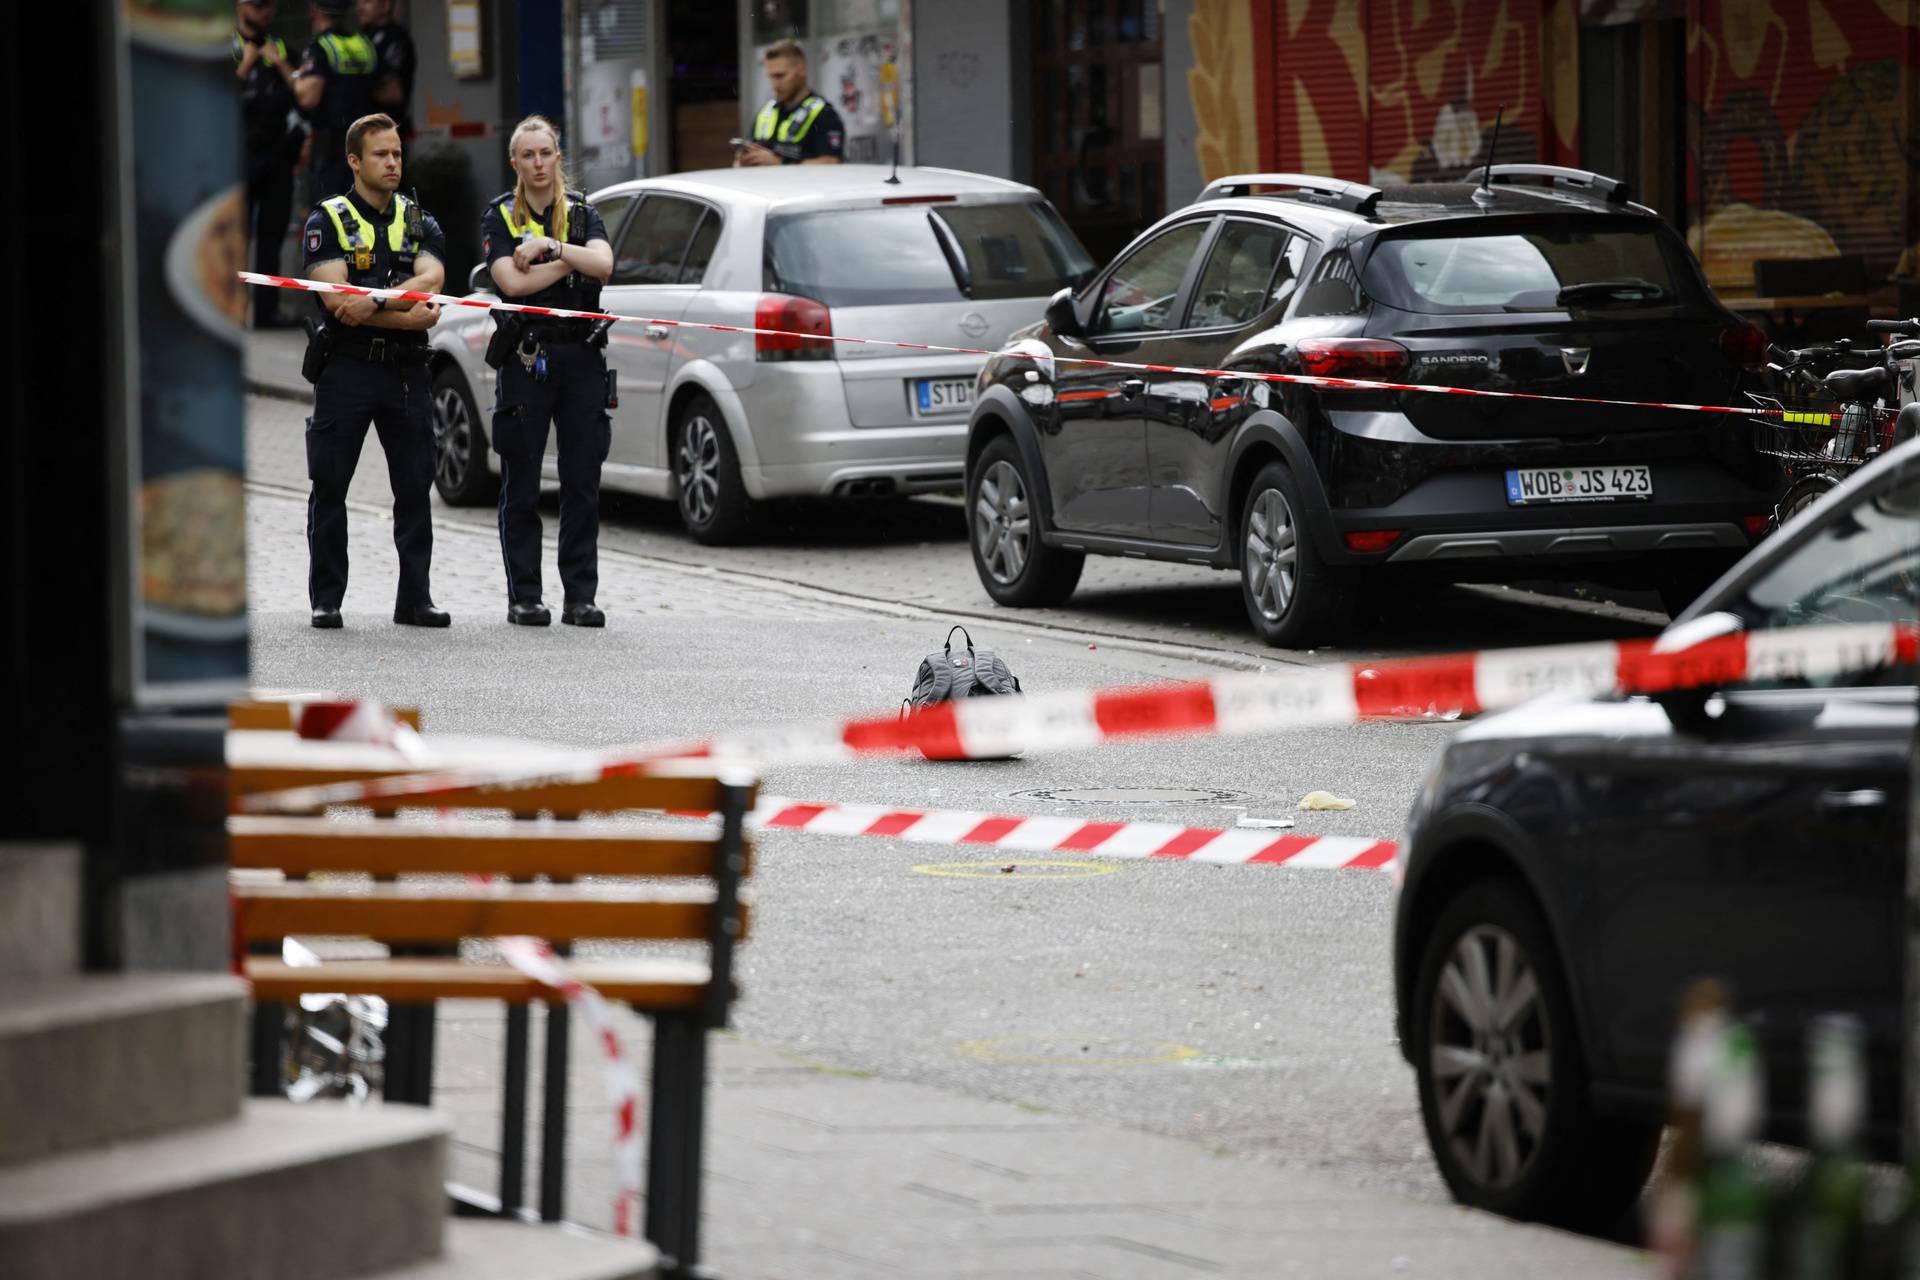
[905,625,1023,713]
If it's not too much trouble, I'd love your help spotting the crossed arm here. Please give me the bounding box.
[490,237,614,298]
[309,254,446,330]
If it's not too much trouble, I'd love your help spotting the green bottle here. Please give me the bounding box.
[1692,1022,1769,1280]
[1787,1014,1868,1280]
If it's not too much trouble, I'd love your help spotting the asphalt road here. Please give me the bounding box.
[242,392,1667,1209]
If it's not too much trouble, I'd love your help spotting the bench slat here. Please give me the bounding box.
[228,815,743,879]
[232,882,750,944]
[246,956,713,1006]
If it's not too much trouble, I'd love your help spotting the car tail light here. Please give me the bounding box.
[1296,338,1410,381]
[880,194,957,205]
[755,293,834,362]
[1741,514,1771,539]
[1718,321,1769,369]
[1343,529,1403,553]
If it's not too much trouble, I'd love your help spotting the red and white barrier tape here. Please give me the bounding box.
[241,621,1919,815]
[238,271,1853,425]
[750,794,1395,869]
[496,937,644,1238]
[295,698,429,762]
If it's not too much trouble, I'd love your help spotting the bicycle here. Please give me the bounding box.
[1752,317,1920,526]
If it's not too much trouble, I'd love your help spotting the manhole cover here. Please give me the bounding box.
[1007,786,1250,806]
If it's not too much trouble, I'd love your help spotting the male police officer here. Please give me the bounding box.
[233,0,305,327]
[300,113,448,628]
[294,0,375,201]
[735,38,844,166]
[356,0,416,139]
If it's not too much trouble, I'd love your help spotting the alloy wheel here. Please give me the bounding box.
[975,460,1032,584]
[677,414,722,527]
[433,385,472,492]
[1245,488,1298,622]
[1427,924,1552,1192]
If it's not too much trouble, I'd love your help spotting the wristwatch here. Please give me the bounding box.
[373,296,386,312]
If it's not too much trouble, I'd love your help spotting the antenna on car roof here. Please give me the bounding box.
[885,130,902,184]
[1473,106,1506,209]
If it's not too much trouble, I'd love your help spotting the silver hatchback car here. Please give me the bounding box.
[427,164,1093,543]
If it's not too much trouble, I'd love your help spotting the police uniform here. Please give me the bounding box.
[750,92,845,163]
[479,191,612,620]
[363,18,417,138]
[234,26,304,325]
[299,28,376,200]
[301,189,447,623]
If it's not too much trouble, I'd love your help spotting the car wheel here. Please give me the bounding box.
[673,393,754,545]
[431,366,496,507]
[1238,462,1350,648]
[1776,472,1841,528]
[1411,878,1659,1232]
[968,435,1083,606]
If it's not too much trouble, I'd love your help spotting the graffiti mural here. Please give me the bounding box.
[1686,0,1918,292]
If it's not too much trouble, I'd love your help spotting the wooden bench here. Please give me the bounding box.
[227,729,753,1277]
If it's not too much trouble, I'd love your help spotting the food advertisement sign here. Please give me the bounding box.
[122,0,249,704]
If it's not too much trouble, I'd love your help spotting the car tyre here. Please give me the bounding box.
[968,434,1084,606]
[674,393,754,545]
[431,366,497,507]
[1238,462,1351,648]
[1411,878,1660,1232]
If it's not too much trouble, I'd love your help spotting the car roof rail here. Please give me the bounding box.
[1198,172,1384,216]
[1462,164,1632,204]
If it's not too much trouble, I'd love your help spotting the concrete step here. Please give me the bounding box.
[361,1220,661,1280]
[0,1098,447,1280]
[0,842,80,978]
[0,971,247,1165]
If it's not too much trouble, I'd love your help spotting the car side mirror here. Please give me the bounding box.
[1045,287,1083,339]
[1648,610,1743,733]
[469,262,494,295]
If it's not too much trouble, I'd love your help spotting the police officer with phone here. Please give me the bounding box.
[480,115,615,627]
[735,38,844,166]
[300,112,448,629]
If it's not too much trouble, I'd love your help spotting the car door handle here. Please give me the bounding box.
[1818,787,1887,811]
[1120,378,1146,398]
[645,325,670,341]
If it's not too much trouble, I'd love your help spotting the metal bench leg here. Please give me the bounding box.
[646,1014,688,1263]
[500,1003,531,1215]
[384,1000,438,1105]
[249,999,285,1097]
[539,999,570,1223]
[674,1014,711,1277]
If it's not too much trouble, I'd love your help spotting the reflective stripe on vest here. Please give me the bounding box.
[753,95,826,145]
[318,32,375,76]
[321,194,417,257]
[496,197,571,248]
[232,33,288,66]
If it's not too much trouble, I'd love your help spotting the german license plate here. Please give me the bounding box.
[1505,464,1652,505]
[911,376,976,418]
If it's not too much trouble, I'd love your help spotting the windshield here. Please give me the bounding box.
[1721,468,1920,686]
[1363,219,1696,314]
[766,201,1094,307]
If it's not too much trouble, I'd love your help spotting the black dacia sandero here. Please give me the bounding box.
[963,166,1782,647]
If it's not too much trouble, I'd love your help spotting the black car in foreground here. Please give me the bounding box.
[965,165,1781,647]
[1392,437,1919,1228]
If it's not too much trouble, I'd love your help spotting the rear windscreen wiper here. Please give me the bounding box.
[1555,278,1668,306]
[928,211,974,298]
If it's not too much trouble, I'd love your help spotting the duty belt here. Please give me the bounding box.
[333,335,428,364]
[523,318,596,344]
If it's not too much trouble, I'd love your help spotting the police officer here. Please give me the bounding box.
[293,0,375,201]
[301,112,448,629]
[355,0,416,139]
[233,0,306,328]
[735,38,845,166]
[481,116,615,628]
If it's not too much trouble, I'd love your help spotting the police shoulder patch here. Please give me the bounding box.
[306,227,323,254]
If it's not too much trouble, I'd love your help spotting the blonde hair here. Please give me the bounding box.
[508,115,571,243]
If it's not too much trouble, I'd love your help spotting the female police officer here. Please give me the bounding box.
[481,115,615,627]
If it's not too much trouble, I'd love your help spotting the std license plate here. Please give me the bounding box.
[910,376,976,418]
[1505,464,1652,505]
